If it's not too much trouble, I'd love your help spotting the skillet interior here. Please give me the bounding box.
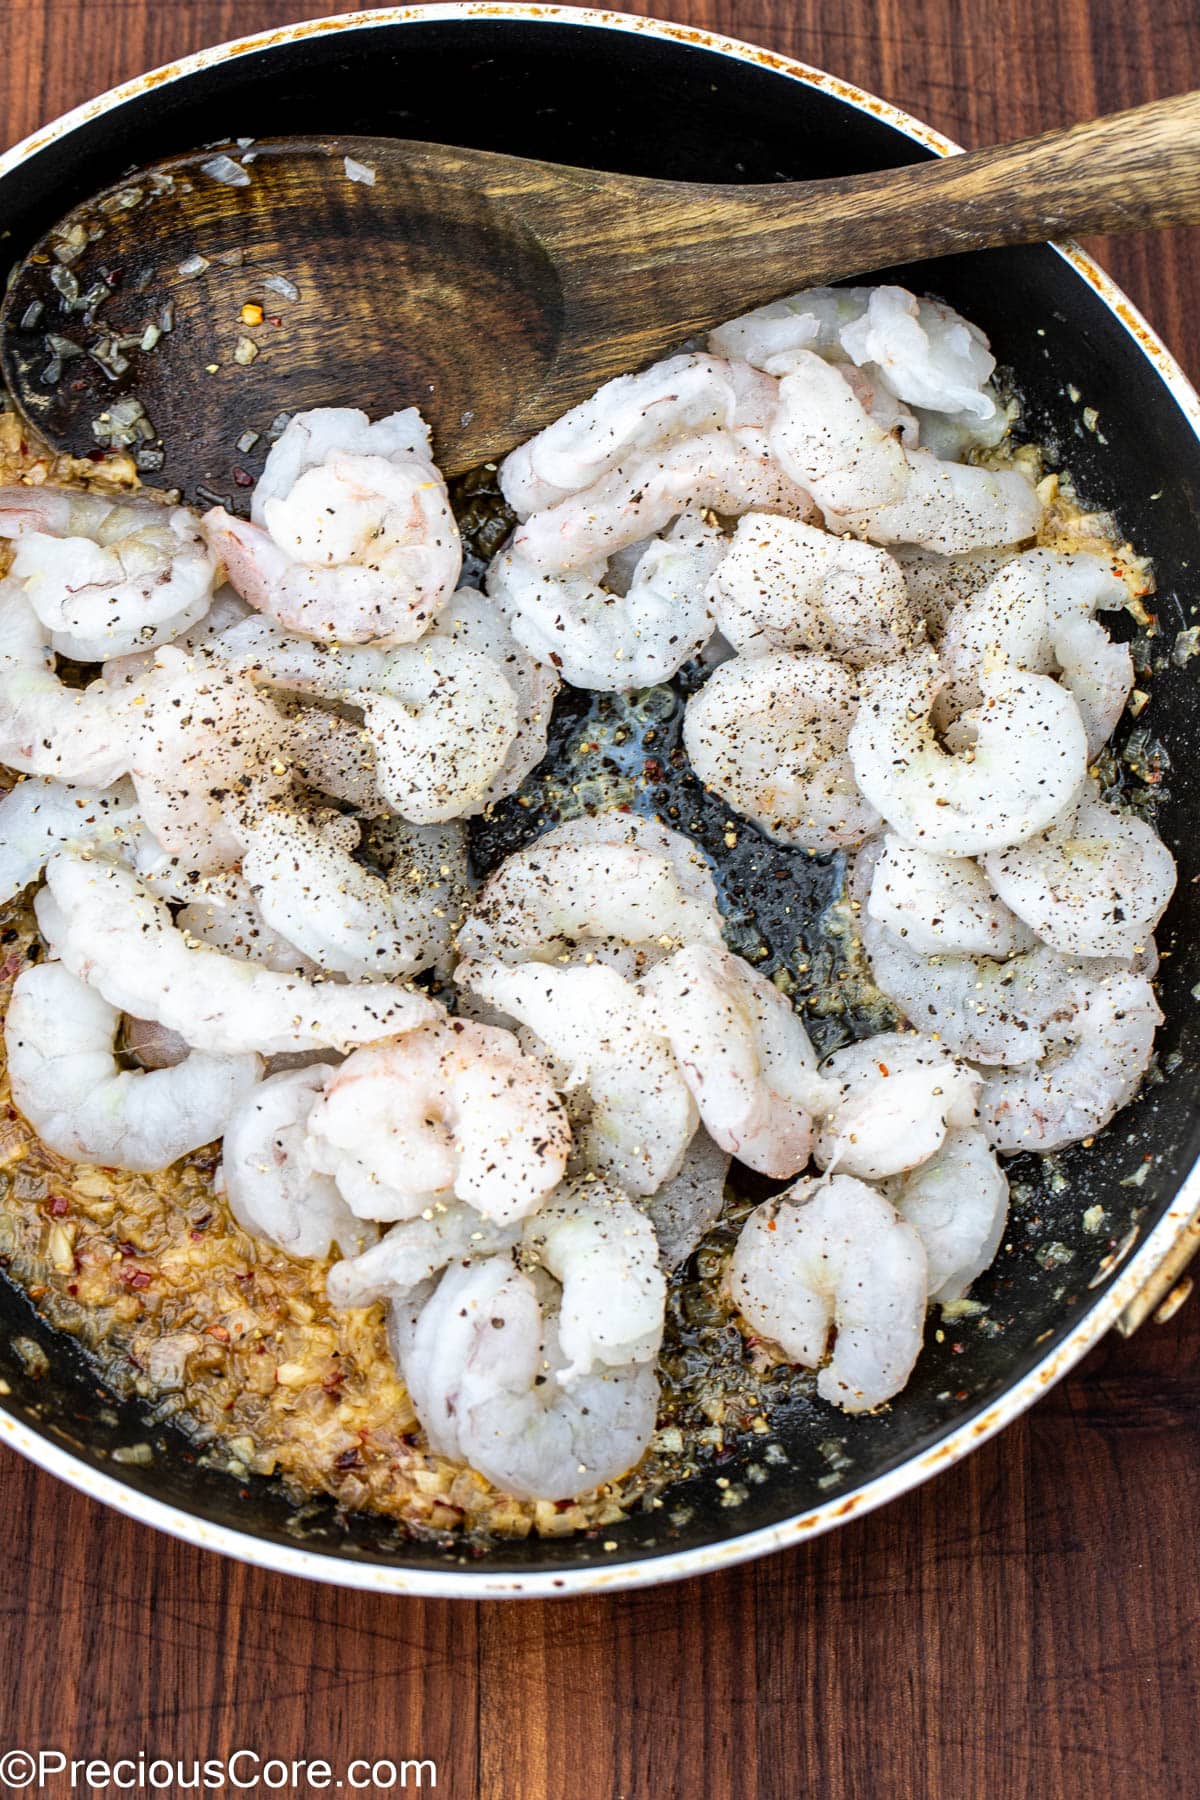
[0,12,1197,1582]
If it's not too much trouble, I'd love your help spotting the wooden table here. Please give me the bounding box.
[1,3,1197,1795]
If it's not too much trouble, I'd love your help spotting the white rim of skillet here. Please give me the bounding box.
[1,3,1198,1599]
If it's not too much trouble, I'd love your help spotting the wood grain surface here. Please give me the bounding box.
[1,4,1198,1797]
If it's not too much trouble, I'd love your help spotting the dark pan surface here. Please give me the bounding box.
[0,14,1197,1580]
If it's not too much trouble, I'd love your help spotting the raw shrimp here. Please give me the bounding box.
[0,486,217,660]
[891,546,1015,641]
[237,806,467,979]
[283,707,381,813]
[127,649,289,871]
[511,426,814,573]
[813,1030,981,1179]
[500,352,779,515]
[770,351,1040,553]
[0,582,129,785]
[978,968,1161,1153]
[0,777,141,903]
[642,1129,730,1271]
[861,832,1037,959]
[524,1179,667,1377]
[886,1127,1009,1303]
[640,944,832,1177]
[848,646,1088,855]
[203,406,461,644]
[102,585,252,689]
[432,588,560,806]
[38,854,437,1057]
[459,960,697,1196]
[304,1019,571,1224]
[983,781,1176,959]
[393,1256,660,1500]
[176,871,320,977]
[456,811,724,972]
[937,549,1134,756]
[729,1175,927,1412]
[708,512,920,665]
[6,961,260,1172]
[683,650,880,850]
[488,512,725,690]
[326,1205,517,1308]
[218,1065,377,1259]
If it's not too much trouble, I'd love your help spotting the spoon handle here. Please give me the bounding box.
[636,90,1200,324]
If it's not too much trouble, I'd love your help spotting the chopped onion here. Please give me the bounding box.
[262,273,300,302]
[177,253,209,278]
[343,156,377,187]
[201,154,251,188]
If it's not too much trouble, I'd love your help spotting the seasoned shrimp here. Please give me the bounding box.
[848,647,1088,855]
[640,944,832,1177]
[101,584,252,689]
[393,1256,660,1500]
[511,426,814,573]
[488,511,725,690]
[456,811,723,972]
[643,1129,730,1271]
[500,352,778,515]
[458,960,697,1196]
[524,1179,667,1377]
[218,1065,377,1259]
[203,406,461,644]
[236,806,467,979]
[176,871,319,976]
[6,961,260,1172]
[770,351,1040,553]
[886,1127,1009,1303]
[683,650,879,850]
[978,968,1161,1153]
[983,781,1176,959]
[432,588,560,806]
[813,1030,981,1179]
[708,512,919,665]
[861,832,1037,959]
[891,545,1015,641]
[326,1205,517,1308]
[729,1175,927,1412]
[304,1019,571,1224]
[0,582,129,785]
[38,854,437,1057]
[0,777,141,903]
[0,486,217,661]
[127,649,288,871]
[937,549,1134,756]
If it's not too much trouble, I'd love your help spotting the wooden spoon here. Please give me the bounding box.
[4,91,1200,503]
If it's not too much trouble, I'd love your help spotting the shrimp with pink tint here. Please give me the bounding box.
[0,582,129,785]
[203,406,461,644]
[813,1031,981,1180]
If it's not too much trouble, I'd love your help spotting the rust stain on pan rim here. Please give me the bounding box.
[1,2,1198,1600]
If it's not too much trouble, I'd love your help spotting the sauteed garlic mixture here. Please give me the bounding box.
[0,283,1177,1533]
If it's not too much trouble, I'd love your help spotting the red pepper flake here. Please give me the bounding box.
[321,1370,345,1395]
[206,1323,231,1343]
[334,1447,361,1471]
[232,466,254,488]
[121,1268,152,1290]
[47,1194,69,1218]
[877,1062,890,1077]
[66,1284,78,1297]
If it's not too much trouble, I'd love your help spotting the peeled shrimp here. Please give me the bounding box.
[102,584,253,689]
[683,650,880,851]
[0,777,141,903]
[640,944,832,1177]
[500,352,778,515]
[891,545,1016,642]
[861,832,1037,959]
[642,1129,730,1271]
[127,649,288,871]
[6,961,260,1172]
[511,426,814,573]
[937,549,1134,756]
[488,511,725,690]
[770,350,1040,553]
[848,646,1088,855]
[432,588,560,807]
[304,1018,571,1224]
[459,959,697,1196]
[982,782,1176,960]
[0,486,217,661]
[218,1065,377,1259]
[813,1030,981,1179]
[456,811,724,973]
[326,1205,517,1308]
[0,582,129,785]
[979,968,1161,1153]
[203,406,461,644]
[524,1179,667,1377]
[176,870,320,977]
[886,1127,1009,1303]
[708,512,920,665]
[730,1175,927,1412]
[393,1256,660,1500]
[37,854,437,1057]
